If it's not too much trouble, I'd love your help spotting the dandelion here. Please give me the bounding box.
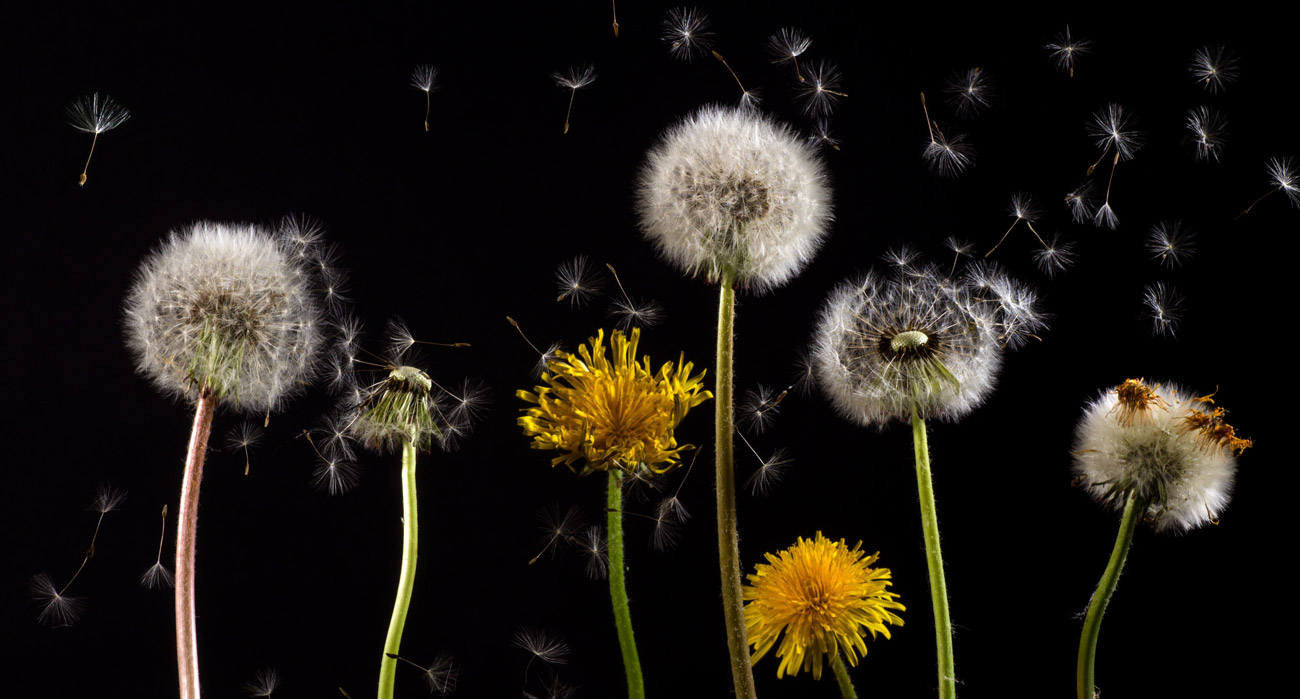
[813,252,1043,699]
[30,573,85,628]
[796,60,849,117]
[1085,104,1143,229]
[1189,44,1239,93]
[1065,181,1097,224]
[124,220,328,699]
[808,118,841,151]
[603,263,664,330]
[141,505,174,590]
[513,627,571,688]
[1145,221,1196,268]
[1073,379,1249,699]
[741,440,792,497]
[506,316,562,378]
[528,504,585,564]
[1238,156,1300,218]
[1186,106,1227,162]
[661,7,713,61]
[1032,234,1077,278]
[920,93,975,177]
[1044,25,1092,78]
[1142,282,1185,337]
[386,653,457,696]
[744,532,904,683]
[636,103,832,699]
[767,27,811,81]
[739,384,788,434]
[944,67,993,117]
[984,192,1045,258]
[552,64,596,134]
[66,92,130,186]
[554,255,604,306]
[411,64,438,131]
[244,668,280,697]
[518,328,711,699]
[226,420,263,476]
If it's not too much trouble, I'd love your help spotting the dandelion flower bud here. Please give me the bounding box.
[813,257,1044,427]
[635,105,833,293]
[1073,379,1249,533]
[124,221,325,412]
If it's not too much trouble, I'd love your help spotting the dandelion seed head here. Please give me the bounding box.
[1189,45,1239,93]
[744,532,904,679]
[1074,379,1247,533]
[124,221,327,412]
[637,105,834,293]
[661,7,713,61]
[66,92,131,134]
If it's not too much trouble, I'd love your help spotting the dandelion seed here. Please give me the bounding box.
[661,7,713,61]
[739,384,789,434]
[1145,221,1196,268]
[1065,181,1097,224]
[920,93,975,177]
[650,495,691,551]
[305,431,361,495]
[1031,235,1077,278]
[797,60,848,117]
[244,668,281,697]
[767,27,811,81]
[1143,282,1184,338]
[529,504,584,564]
[611,0,619,37]
[1190,45,1239,93]
[512,627,571,667]
[1186,106,1228,162]
[808,118,841,151]
[552,64,596,134]
[743,533,904,679]
[66,92,130,186]
[554,255,604,306]
[411,64,438,131]
[945,67,993,117]
[30,573,85,627]
[91,483,127,515]
[710,50,760,109]
[1238,156,1300,217]
[1044,25,1092,78]
[421,653,458,695]
[605,264,664,330]
[141,504,174,589]
[743,445,791,497]
[986,192,1048,258]
[578,525,609,580]
[1085,104,1142,229]
[226,420,263,476]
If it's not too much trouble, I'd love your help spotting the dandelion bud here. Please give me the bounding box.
[124,221,326,412]
[1073,379,1247,533]
[636,106,833,293]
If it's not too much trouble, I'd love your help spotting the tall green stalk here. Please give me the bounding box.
[1077,491,1140,699]
[911,405,955,699]
[830,650,860,699]
[607,470,645,699]
[716,272,757,699]
[378,439,420,699]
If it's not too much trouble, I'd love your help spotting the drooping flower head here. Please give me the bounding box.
[518,328,712,476]
[124,221,325,412]
[636,105,833,293]
[1073,379,1250,533]
[744,532,904,680]
[813,253,1045,427]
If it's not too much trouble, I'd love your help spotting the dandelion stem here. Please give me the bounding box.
[607,469,645,699]
[176,389,216,699]
[911,405,955,699]
[830,650,860,699]
[378,439,420,699]
[1077,490,1139,699]
[715,271,758,699]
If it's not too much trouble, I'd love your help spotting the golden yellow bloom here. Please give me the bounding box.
[517,328,712,475]
[744,532,904,680]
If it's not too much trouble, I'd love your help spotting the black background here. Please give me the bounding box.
[7,3,1288,698]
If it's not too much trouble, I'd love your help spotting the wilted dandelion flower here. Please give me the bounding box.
[636,106,833,293]
[125,221,325,413]
[1189,44,1239,93]
[744,532,904,680]
[813,256,1044,426]
[66,91,130,186]
[518,328,712,475]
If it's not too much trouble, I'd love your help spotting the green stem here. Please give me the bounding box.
[176,389,216,699]
[1076,490,1140,699]
[607,470,645,699]
[830,650,860,699]
[715,274,757,699]
[911,406,955,699]
[378,439,420,699]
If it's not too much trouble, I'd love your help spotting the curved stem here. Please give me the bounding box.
[1076,491,1140,699]
[715,273,757,699]
[911,406,955,699]
[378,439,420,699]
[607,470,645,699]
[176,389,216,699]
[830,650,860,699]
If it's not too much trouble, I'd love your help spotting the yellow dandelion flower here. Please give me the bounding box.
[744,532,904,680]
[517,327,712,475]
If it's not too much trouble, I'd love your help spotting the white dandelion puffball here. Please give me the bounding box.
[125,221,325,412]
[813,257,1044,427]
[1073,381,1240,533]
[636,105,833,293]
